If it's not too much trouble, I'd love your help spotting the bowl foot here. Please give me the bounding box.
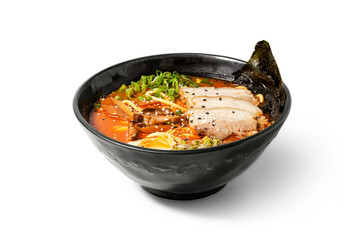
[141,184,226,200]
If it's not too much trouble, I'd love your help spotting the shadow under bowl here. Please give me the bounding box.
[73,53,291,200]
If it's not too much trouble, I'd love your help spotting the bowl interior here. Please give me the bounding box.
[73,53,291,154]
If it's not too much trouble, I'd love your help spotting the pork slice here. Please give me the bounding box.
[180,87,259,105]
[186,108,257,140]
[186,96,263,116]
[133,112,181,125]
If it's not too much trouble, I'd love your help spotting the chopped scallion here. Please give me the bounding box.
[119,84,127,92]
[175,109,183,115]
[93,101,101,109]
[126,88,134,98]
[116,70,195,102]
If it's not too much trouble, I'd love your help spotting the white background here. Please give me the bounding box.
[1,1,358,239]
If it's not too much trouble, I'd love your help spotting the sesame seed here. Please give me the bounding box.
[216,93,219,95]
[198,117,202,120]
[232,111,235,114]
[205,112,209,114]
[192,93,195,95]
[202,106,205,108]
[219,97,222,101]
[204,89,208,92]
[203,99,207,101]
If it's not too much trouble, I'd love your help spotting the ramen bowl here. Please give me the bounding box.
[73,53,291,200]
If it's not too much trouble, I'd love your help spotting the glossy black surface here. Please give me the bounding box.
[73,53,291,200]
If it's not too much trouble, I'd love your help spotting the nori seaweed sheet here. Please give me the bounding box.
[233,40,285,120]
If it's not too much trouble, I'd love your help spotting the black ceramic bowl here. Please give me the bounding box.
[73,53,291,200]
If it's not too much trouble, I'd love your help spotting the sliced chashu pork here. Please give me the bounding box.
[187,108,258,140]
[181,87,269,140]
[186,96,263,116]
[180,87,259,106]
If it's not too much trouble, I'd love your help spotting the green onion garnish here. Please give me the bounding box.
[116,70,196,101]
[175,110,182,115]
[119,84,127,92]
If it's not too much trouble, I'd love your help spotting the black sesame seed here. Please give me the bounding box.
[219,97,222,101]
[190,120,193,123]
[192,93,195,95]
[216,93,219,95]
[205,112,209,114]
[212,123,215,126]
[190,106,193,108]
[204,127,208,130]
[185,91,189,93]
[198,117,202,120]
[102,118,105,121]
[203,99,207,101]
[232,111,235,114]
[201,105,205,108]
[204,89,208,92]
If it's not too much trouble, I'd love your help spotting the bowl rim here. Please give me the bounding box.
[73,53,291,155]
